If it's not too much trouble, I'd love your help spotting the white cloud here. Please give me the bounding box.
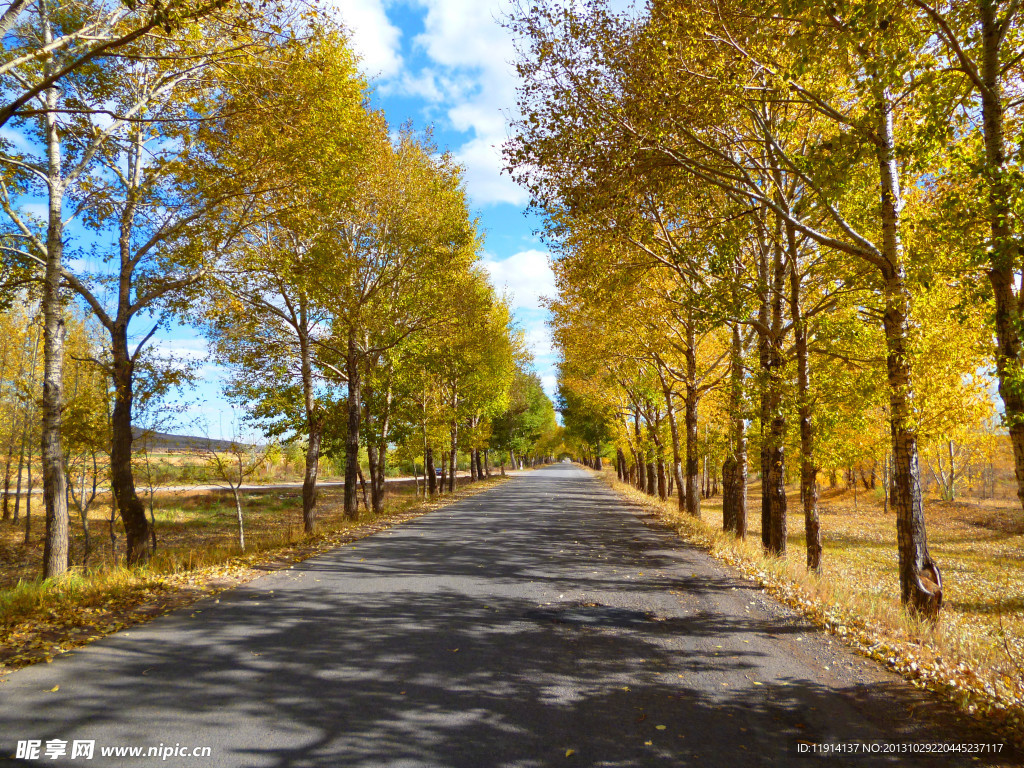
[327,0,404,79]
[150,337,208,361]
[481,249,555,311]
[525,324,551,352]
[413,0,516,72]
[18,202,47,221]
[404,0,527,206]
[540,374,557,398]
[392,69,445,102]
[482,250,558,386]
[0,126,33,153]
[331,0,530,206]
[454,136,528,207]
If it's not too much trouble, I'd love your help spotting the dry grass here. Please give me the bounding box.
[0,476,510,673]
[599,470,1024,745]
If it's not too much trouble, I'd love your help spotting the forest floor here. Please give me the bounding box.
[0,475,510,675]
[602,471,1024,746]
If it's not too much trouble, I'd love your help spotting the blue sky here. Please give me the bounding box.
[156,0,559,435]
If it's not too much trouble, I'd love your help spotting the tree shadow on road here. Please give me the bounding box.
[3,469,1011,767]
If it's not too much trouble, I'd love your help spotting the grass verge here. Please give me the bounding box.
[0,475,510,675]
[597,469,1024,748]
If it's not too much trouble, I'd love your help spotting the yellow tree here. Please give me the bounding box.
[207,28,379,533]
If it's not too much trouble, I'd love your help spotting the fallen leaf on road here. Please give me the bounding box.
[48,684,58,692]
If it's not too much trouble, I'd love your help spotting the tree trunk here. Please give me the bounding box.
[683,387,700,518]
[298,314,320,533]
[1,437,13,521]
[765,397,787,555]
[147,480,157,554]
[80,453,98,567]
[763,219,787,556]
[365,380,391,517]
[302,420,322,533]
[884,272,940,615]
[0,333,14,521]
[448,419,457,493]
[374,438,387,513]
[41,78,68,579]
[882,455,890,514]
[110,325,149,566]
[875,85,940,616]
[974,3,1024,516]
[946,441,955,500]
[757,249,772,549]
[344,333,361,520]
[357,465,370,513]
[426,445,437,496]
[722,456,736,532]
[367,443,380,514]
[735,410,748,539]
[790,245,821,571]
[24,452,32,546]
[13,426,26,523]
[232,486,245,551]
[659,374,686,513]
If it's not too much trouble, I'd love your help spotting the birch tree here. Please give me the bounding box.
[0,0,285,572]
[206,29,374,533]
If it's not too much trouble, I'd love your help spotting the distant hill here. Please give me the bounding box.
[131,428,245,453]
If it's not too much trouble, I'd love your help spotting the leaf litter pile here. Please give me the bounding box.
[0,477,509,677]
[602,472,1024,748]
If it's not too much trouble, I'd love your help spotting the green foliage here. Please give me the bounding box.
[492,368,558,460]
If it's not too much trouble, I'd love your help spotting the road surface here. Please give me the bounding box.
[0,466,1011,766]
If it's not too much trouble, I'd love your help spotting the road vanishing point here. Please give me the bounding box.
[0,465,1012,767]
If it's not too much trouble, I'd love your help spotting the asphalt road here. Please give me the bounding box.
[0,465,1013,767]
